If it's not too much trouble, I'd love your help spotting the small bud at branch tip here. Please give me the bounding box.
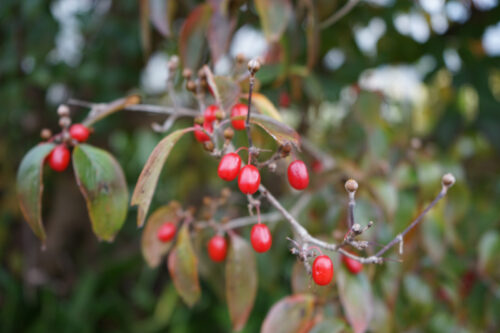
[345,179,358,193]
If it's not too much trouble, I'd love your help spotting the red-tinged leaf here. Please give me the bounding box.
[72,144,128,242]
[16,143,55,243]
[261,294,316,333]
[241,92,283,121]
[226,233,257,331]
[82,95,141,127]
[149,0,176,37]
[207,3,236,64]
[255,0,292,42]
[203,66,241,112]
[337,267,373,333]
[179,4,213,70]
[131,128,192,227]
[168,223,201,307]
[141,201,182,268]
[139,0,151,58]
[249,113,300,148]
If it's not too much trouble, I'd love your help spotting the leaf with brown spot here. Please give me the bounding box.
[226,233,257,331]
[72,144,128,241]
[249,114,300,148]
[255,0,292,42]
[261,294,316,333]
[168,223,201,307]
[141,201,181,268]
[203,66,241,112]
[16,143,55,244]
[337,266,373,333]
[179,4,212,70]
[131,128,192,227]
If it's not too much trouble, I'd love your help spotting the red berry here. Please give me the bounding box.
[204,105,219,123]
[312,255,334,286]
[194,122,213,142]
[230,103,248,130]
[342,255,363,274]
[207,235,227,262]
[238,165,261,194]
[287,160,309,190]
[218,153,241,181]
[157,222,176,242]
[250,223,272,253]
[69,124,91,142]
[48,145,71,172]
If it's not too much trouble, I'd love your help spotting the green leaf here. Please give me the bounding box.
[179,4,212,70]
[131,128,192,227]
[403,274,433,316]
[255,0,292,42]
[309,319,347,333]
[250,113,300,148]
[241,92,283,121]
[371,178,398,220]
[153,283,178,328]
[477,231,500,279]
[139,0,151,58]
[226,233,257,331]
[337,267,373,333]
[16,143,54,243]
[261,294,316,333]
[167,224,201,307]
[72,144,128,241]
[141,202,181,268]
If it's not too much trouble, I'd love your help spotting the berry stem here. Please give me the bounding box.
[245,74,255,157]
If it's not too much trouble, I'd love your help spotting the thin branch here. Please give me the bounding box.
[318,0,361,30]
[245,75,255,150]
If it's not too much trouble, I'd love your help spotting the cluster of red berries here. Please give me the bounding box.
[193,103,248,143]
[157,221,228,262]
[47,124,91,172]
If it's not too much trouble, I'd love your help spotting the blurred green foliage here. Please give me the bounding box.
[1,0,499,332]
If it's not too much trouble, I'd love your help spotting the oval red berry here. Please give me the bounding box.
[157,222,176,242]
[207,235,227,262]
[218,153,241,181]
[48,145,71,172]
[238,165,261,194]
[312,255,334,286]
[194,122,213,142]
[342,254,363,274]
[250,223,272,253]
[230,103,248,130]
[69,124,91,142]
[204,105,219,123]
[287,160,309,190]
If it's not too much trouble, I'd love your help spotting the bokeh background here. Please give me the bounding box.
[1,0,500,332]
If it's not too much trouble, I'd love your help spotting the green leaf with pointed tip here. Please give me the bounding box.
[226,233,257,331]
[168,224,201,307]
[179,4,212,70]
[248,114,300,148]
[478,231,500,279]
[255,0,292,42]
[337,267,373,333]
[261,294,316,333]
[131,128,192,227]
[72,144,128,242]
[141,201,182,268]
[16,143,55,243]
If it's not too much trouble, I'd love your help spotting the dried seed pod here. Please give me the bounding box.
[442,173,456,187]
[223,128,234,140]
[40,128,52,140]
[247,58,261,74]
[203,141,215,152]
[57,104,70,117]
[345,179,358,193]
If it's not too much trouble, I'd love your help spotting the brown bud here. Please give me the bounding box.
[281,142,292,154]
[194,116,205,125]
[186,80,197,92]
[345,179,358,193]
[198,68,206,79]
[442,173,456,187]
[202,196,212,206]
[223,127,234,140]
[221,187,231,199]
[203,141,214,152]
[168,56,179,71]
[248,58,261,74]
[200,78,208,89]
[182,68,192,79]
[57,104,70,117]
[215,110,225,121]
[40,128,52,140]
[236,53,245,64]
[59,116,71,128]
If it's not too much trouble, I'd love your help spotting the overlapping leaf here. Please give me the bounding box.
[179,4,212,70]
[255,0,292,42]
[16,143,55,243]
[72,144,128,241]
[131,128,192,227]
[168,224,201,307]
[141,201,181,268]
[261,294,316,333]
[241,92,283,121]
[203,66,241,112]
[250,113,300,148]
[226,233,257,331]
